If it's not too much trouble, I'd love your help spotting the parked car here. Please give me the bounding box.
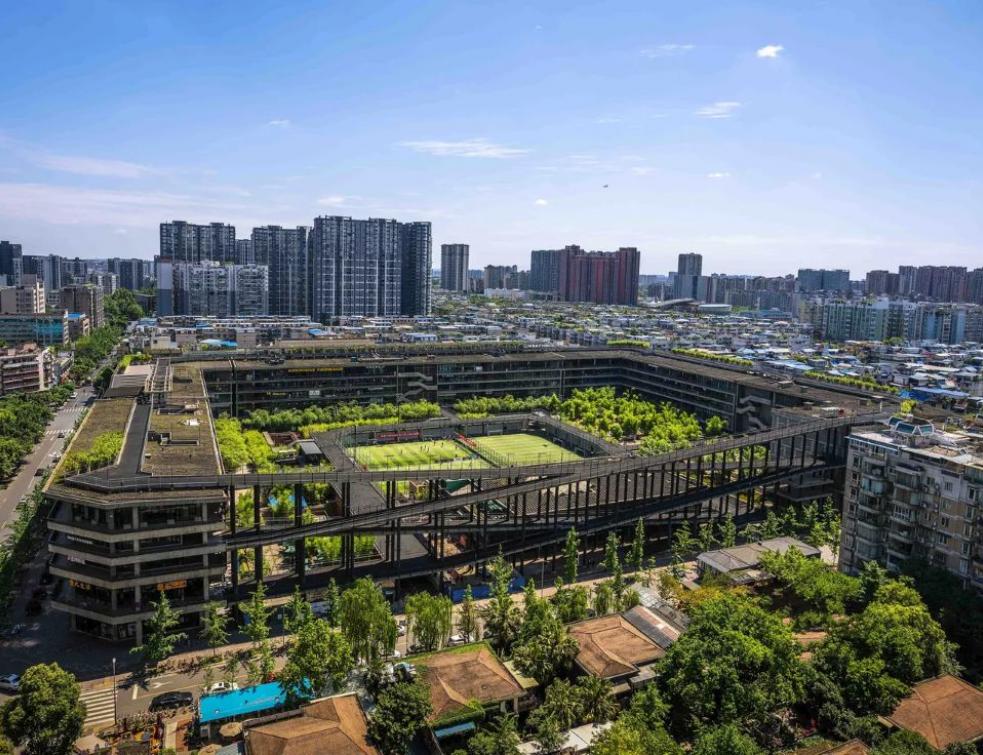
[397,621,407,637]
[0,674,20,693]
[447,634,467,646]
[149,691,193,711]
[57,431,66,438]
[206,681,239,695]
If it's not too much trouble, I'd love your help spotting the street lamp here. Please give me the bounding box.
[111,657,117,727]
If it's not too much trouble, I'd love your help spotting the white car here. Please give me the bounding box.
[447,634,467,646]
[207,681,239,695]
[0,674,20,693]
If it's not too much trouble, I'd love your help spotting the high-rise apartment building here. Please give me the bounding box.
[107,257,152,292]
[797,268,850,293]
[309,216,403,320]
[59,284,105,328]
[673,253,705,300]
[22,254,64,292]
[556,247,639,305]
[865,270,899,296]
[483,265,519,290]
[440,244,469,292]
[252,226,308,317]
[171,262,269,317]
[235,239,254,266]
[400,222,432,316]
[530,249,563,294]
[159,221,236,264]
[677,252,703,277]
[88,271,118,296]
[840,421,983,595]
[0,241,23,285]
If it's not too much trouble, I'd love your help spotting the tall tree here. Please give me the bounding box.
[338,577,397,663]
[603,531,620,574]
[367,681,432,755]
[0,663,85,755]
[405,592,453,651]
[457,584,480,642]
[528,679,583,732]
[592,581,614,616]
[283,586,314,634]
[591,719,682,755]
[280,617,354,702]
[628,518,646,575]
[200,601,228,656]
[131,591,186,666]
[242,582,272,648]
[247,640,276,684]
[465,715,522,755]
[697,521,717,553]
[480,551,520,655]
[718,513,737,548]
[325,578,341,627]
[575,675,616,723]
[562,528,580,585]
[512,606,577,685]
[670,524,696,577]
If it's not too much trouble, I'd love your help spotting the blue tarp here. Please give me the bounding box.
[199,682,287,724]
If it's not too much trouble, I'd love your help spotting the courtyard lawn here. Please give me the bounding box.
[353,439,486,472]
[471,433,582,466]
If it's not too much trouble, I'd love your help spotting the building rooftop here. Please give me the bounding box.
[414,643,525,724]
[568,605,680,679]
[244,694,379,755]
[697,537,820,580]
[885,674,983,750]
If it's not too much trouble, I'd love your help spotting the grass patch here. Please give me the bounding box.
[471,433,581,466]
[353,439,483,471]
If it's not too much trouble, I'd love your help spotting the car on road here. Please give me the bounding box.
[57,431,66,438]
[447,633,467,646]
[70,392,78,399]
[0,675,20,693]
[33,468,45,476]
[149,691,193,711]
[206,681,239,695]
[397,620,407,637]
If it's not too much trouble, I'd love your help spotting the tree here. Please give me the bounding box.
[590,719,682,755]
[284,586,314,635]
[223,653,240,686]
[718,513,737,548]
[339,578,398,663]
[592,581,614,616]
[814,578,958,714]
[325,578,341,627]
[531,712,564,754]
[511,607,577,685]
[247,640,276,684]
[457,584,481,642]
[872,730,937,755]
[466,715,521,755]
[242,582,272,648]
[405,592,454,651]
[480,551,520,654]
[658,592,806,736]
[280,617,354,702]
[603,531,620,575]
[550,580,589,623]
[200,601,228,656]
[367,681,432,755]
[670,524,696,576]
[0,663,85,755]
[628,518,645,575]
[691,724,764,755]
[697,521,717,553]
[859,560,889,605]
[131,591,186,666]
[575,675,616,723]
[562,528,580,585]
[705,415,728,437]
[529,680,582,732]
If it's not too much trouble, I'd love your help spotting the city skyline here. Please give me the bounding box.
[1,2,982,274]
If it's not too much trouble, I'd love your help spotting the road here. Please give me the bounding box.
[0,385,94,529]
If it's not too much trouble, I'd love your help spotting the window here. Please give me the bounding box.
[944,480,954,493]
[938,533,950,545]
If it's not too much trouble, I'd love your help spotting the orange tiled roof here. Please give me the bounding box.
[887,675,983,750]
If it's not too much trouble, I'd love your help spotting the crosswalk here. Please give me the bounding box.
[80,685,117,730]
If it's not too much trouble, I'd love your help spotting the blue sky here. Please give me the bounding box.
[1,0,981,275]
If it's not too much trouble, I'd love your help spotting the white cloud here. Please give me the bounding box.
[317,194,360,207]
[640,44,695,58]
[534,198,549,206]
[34,153,155,178]
[595,116,624,124]
[707,171,731,179]
[399,138,529,159]
[267,119,291,127]
[631,166,654,176]
[756,44,784,59]
[695,101,742,119]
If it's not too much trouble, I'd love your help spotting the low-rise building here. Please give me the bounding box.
[0,344,49,395]
[0,312,69,347]
[885,675,983,750]
[242,693,380,755]
[0,275,45,314]
[697,536,821,585]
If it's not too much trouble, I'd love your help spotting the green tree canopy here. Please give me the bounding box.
[367,681,432,755]
[691,724,765,755]
[280,617,354,702]
[405,592,454,652]
[0,663,86,755]
[658,591,806,736]
[338,577,397,663]
[131,591,187,666]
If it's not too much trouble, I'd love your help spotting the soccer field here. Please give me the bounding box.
[353,439,487,471]
[472,433,581,466]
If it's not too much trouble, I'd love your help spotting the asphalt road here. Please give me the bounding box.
[0,385,94,529]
